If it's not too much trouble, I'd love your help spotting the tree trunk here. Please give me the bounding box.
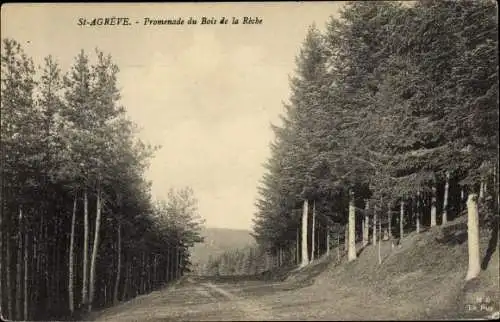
[180,249,184,279]
[311,200,315,261]
[372,208,377,246]
[7,223,12,319]
[431,184,437,227]
[443,171,450,225]
[479,179,485,200]
[113,221,122,305]
[416,191,421,234]
[348,190,357,262]
[300,199,309,267]
[378,211,382,265]
[89,188,103,311]
[400,200,404,239]
[104,284,107,306]
[496,161,499,211]
[23,227,28,320]
[336,232,340,262]
[344,224,348,252]
[461,188,466,212]
[361,217,365,246]
[175,248,179,280]
[494,162,499,211]
[43,216,50,312]
[387,203,392,239]
[165,248,170,283]
[82,189,89,308]
[363,200,369,246]
[0,195,3,319]
[465,193,481,281]
[69,195,76,314]
[122,260,129,300]
[16,207,23,320]
[326,224,330,256]
[153,255,157,288]
[296,228,300,265]
[141,251,146,293]
[147,254,152,291]
[32,227,37,318]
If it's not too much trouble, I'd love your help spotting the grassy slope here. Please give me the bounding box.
[189,227,256,271]
[261,214,499,320]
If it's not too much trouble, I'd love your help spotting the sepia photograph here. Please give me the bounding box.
[0,1,499,321]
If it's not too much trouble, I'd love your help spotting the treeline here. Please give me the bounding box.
[201,245,296,276]
[0,39,204,320]
[253,0,498,280]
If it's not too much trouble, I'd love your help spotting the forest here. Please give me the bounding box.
[0,40,204,320]
[252,0,498,279]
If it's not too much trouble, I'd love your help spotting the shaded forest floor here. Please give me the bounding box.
[88,215,499,321]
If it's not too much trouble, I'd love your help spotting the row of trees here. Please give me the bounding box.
[201,245,296,276]
[1,39,204,320]
[253,0,498,280]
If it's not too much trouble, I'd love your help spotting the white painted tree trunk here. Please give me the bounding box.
[89,188,102,311]
[82,189,89,308]
[416,191,421,234]
[311,200,316,261]
[316,229,320,259]
[348,190,357,262]
[363,200,369,246]
[479,180,485,200]
[465,193,481,281]
[443,171,450,225]
[69,195,77,313]
[378,211,382,265]
[300,199,309,267]
[400,200,404,239]
[431,185,437,227]
[326,224,330,256]
[372,210,377,246]
[387,203,392,239]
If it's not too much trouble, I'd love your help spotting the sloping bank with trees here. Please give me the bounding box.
[0,39,204,320]
[253,0,498,279]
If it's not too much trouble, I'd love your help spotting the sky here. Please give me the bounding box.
[1,2,343,230]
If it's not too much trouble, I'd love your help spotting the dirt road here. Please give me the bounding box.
[88,271,416,321]
[89,276,308,321]
[88,231,499,321]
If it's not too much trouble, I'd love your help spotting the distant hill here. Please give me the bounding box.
[189,227,256,273]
